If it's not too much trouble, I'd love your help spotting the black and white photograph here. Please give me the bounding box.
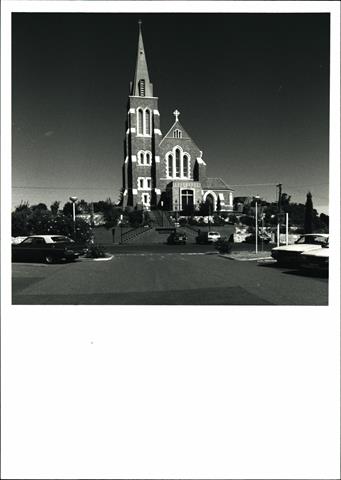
[1,1,340,479]
[10,10,333,305]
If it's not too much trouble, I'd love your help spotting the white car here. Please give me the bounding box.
[11,236,28,244]
[271,233,329,266]
[300,247,329,272]
[207,231,221,242]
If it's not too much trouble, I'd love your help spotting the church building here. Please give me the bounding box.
[122,22,233,213]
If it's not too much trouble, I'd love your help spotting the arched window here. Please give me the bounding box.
[168,154,173,177]
[165,147,191,179]
[175,149,181,177]
[137,150,152,165]
[145,109,151,135]
[173,129,182,139]
[137,108,143,135]
[183,155,189,177]
[139,79,145,96]
[137,151,143,164]
[145,152,151,165]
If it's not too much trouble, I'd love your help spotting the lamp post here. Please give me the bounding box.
[69,196,78,240]
[255,196,260,254]
[161,200,164,227]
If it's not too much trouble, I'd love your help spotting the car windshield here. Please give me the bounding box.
[209,232,219,236]
[51,236,74,243]
[295,235,328,246]
[21,237,34,245]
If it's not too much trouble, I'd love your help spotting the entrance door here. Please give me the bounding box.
[181,189,194,213]
[205,193,215,214]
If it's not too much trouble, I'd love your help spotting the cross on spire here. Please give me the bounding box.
[173,109,180,122]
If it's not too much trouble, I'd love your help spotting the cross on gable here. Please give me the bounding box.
[173,109,180,122]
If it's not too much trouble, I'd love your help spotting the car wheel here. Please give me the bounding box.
[45,255,54,264]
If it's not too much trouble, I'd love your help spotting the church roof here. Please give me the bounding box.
[131,21,153,97]
[202,177,234,191]
[159,110,201,152]
[160,119,191,143]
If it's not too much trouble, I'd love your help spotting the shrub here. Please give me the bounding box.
[85,244,106,258]
[215,238,233,254]
[212,215,225,226]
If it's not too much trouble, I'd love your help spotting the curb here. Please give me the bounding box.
[93,255,114,262]
[219,254,273,262]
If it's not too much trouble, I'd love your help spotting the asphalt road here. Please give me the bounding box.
[12,250,328,305]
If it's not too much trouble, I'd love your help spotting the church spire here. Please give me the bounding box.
[131,21,153,97]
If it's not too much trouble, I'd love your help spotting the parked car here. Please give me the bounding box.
[271,233,329,266]
[195,231,221,244]
[167,231,187,245]
[12,235,88,264]
[243,233,271,244]
[11,236,28,244]
[300,247,329,273]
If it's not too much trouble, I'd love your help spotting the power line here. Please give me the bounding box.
[12,186,114,190]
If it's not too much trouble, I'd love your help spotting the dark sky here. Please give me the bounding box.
[12,13,330,212]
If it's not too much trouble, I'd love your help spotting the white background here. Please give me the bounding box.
[1,2,340,479]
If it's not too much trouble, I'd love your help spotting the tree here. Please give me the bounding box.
[12,209,31,237]
[216,196,221,213]
[62,201,74,216]
[304,191,314,233]
[50,201,60,216]
[31,203,48,212]
[11,203,92,242]
[127,209,143,228]
[77,199,89,214]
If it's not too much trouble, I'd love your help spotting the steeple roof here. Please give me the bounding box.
[131,21,153,97]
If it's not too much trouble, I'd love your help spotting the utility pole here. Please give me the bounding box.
[276,184,282,245]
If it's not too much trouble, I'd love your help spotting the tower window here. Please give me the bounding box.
[139,179,144,189]
[139,79,145,96]
[147,179,151,189]
[137,150,152,165]
[145,109,151,135]
[137,108,143,135]
[173,129,182,139]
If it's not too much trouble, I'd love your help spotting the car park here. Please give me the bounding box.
[271,233,329,267]
[12,235,88,264]
[300,246,329,273]
[167,231,187,245]
[195,231,221,244]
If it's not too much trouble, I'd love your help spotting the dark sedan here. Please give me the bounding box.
[12,235,87,264]
[166,231,187,245]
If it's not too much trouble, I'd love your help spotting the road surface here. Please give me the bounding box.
[12,249,328,305]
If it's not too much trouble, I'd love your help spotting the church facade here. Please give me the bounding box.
[122,23,233,213]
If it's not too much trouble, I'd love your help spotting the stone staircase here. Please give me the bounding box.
[120,225,153,244]
[148,209,173,228]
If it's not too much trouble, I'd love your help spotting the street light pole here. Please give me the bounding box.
[255,200,258,254]
[69,196,78,240]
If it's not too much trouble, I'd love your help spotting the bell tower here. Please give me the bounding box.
[122,21,162,209]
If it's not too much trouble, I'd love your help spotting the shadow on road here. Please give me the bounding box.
[257,261,328,279]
